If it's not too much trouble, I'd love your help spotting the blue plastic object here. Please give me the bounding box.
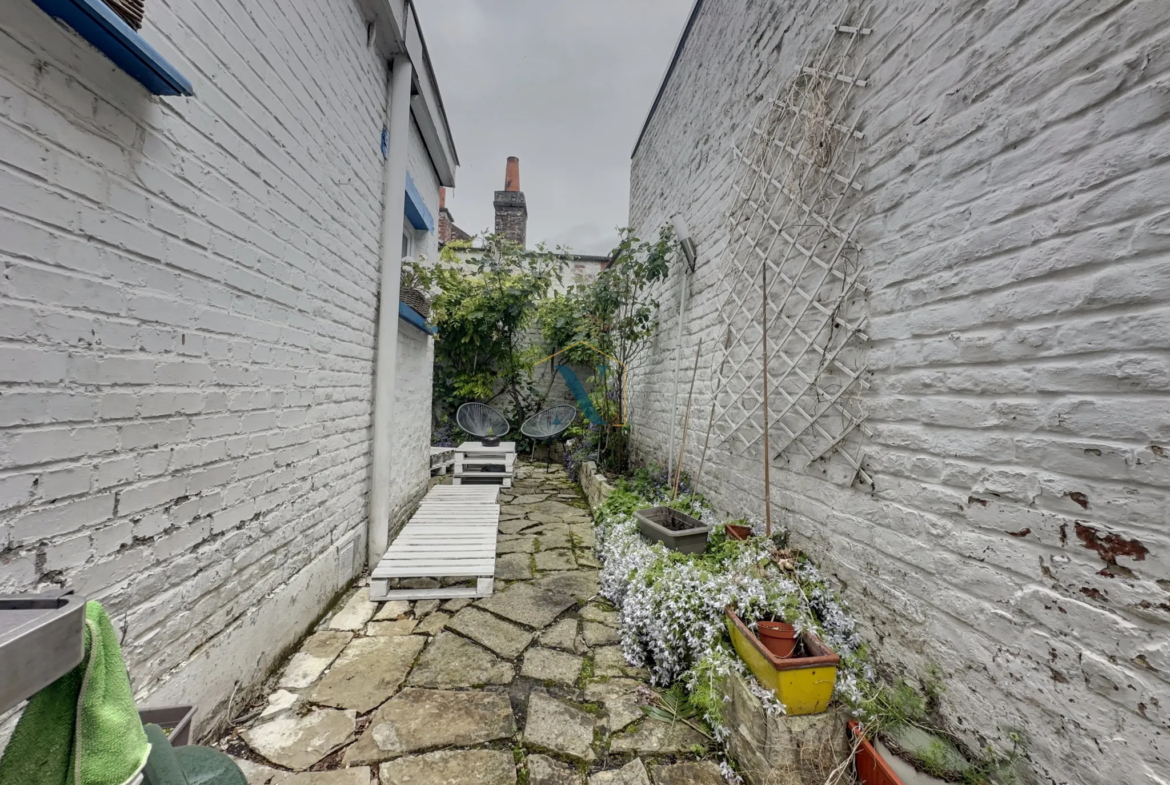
[399,302,436,336]
[30,0,194,96]
[405,173,435,233]
[556,366,603,425]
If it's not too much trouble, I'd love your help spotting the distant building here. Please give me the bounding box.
[440,158,610,290]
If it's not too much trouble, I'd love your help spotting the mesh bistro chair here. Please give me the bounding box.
[455,402,511,447]
[520,405,578,470]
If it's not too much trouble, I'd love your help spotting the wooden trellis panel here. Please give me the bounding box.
[703,6,873,487]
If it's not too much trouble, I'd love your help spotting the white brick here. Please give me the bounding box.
[0,474,35,512]
[10,493,115,543]
[38,466,91,500]
[118,476,185,516]
[43,532,91,572]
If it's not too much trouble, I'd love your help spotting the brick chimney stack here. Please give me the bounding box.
[493,156,527,247]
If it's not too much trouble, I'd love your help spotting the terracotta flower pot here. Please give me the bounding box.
[756,620,799,658]
[725,524,751,541]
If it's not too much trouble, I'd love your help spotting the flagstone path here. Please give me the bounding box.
[220,463,725,785]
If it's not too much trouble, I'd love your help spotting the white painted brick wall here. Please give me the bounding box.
[0,0,436,737]
[630,2,1170,783]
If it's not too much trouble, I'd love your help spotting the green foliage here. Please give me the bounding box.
[580,226,675,368]
[857,679,1028,785]
[429,236,567,435]
[641,683,712,741]
[538,226,678,475]
[401,257,441,294]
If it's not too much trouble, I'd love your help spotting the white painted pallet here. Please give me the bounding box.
[370,485,501,601]
[430,446,456,475]
[453,441,517,488]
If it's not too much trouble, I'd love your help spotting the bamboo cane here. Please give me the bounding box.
[762,261,773,536]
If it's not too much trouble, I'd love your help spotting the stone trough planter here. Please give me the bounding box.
[634,506,709,553]
[725,607,838,716]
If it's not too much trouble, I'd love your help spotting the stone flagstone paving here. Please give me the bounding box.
[219,463,720,785]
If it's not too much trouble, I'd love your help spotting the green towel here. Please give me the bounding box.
[0,602,150,785]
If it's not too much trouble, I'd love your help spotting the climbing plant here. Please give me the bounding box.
[429,236,566,433]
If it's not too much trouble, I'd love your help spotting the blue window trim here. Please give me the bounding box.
[399,302,437,336]
[404,173,435,233]
[31,0,194,97]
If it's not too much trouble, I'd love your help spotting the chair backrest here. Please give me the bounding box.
[520,405,578,439]
[455,402,510,438]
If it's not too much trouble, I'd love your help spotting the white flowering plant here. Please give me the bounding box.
[592,477,872,737]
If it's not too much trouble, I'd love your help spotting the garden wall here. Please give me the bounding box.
[628,1,1170,783]
[0,0,435,737]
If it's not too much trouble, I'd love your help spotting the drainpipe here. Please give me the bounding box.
[368,54,414,569]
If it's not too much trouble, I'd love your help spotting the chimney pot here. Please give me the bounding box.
[505,157,520,192]
[439,186,446,209]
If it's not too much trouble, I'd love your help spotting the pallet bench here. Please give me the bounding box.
[453,441,516,488]
[370,485,500,601]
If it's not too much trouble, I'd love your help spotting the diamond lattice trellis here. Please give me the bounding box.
[701,6,874,487]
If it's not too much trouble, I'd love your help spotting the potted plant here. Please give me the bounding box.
[400,258,434,319]
[755,619,798,658]
[482,426,502,448]
[724,606,838,715]
[635,506,710,553]
[724,522,752,541]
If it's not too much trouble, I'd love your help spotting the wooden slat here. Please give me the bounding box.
[369,484,501,600]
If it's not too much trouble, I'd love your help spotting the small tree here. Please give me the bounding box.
[539,226,677,473]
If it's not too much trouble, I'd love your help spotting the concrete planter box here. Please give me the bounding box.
[635,506,710,553]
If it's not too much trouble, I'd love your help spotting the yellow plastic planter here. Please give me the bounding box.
[726,607,839,715]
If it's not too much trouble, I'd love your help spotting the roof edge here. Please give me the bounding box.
[631,0,705,160]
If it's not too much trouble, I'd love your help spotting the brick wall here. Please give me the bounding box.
[0,0,435,736]
[629,2,1170,783]
[494,190,528,247]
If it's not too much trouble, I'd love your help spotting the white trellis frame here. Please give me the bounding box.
[699,5,874,489]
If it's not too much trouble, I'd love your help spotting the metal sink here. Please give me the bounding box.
[0,590,86,714]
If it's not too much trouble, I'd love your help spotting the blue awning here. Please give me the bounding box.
[31,0,194,96]
[404,172,435,233]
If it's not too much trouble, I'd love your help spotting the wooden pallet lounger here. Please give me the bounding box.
[370,484,500,601]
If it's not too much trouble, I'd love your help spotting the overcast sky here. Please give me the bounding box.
[415,1,694,255]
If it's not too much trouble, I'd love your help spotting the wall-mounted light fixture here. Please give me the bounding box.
[671,214,697,273]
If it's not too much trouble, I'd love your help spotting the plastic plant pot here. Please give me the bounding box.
[482,436,501,447]
[850,721,903,785]
[756,620,799,658]
[725,524,752,541]
[635,506,710,554]
[139,705,196,747]
[725,607,838,715]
